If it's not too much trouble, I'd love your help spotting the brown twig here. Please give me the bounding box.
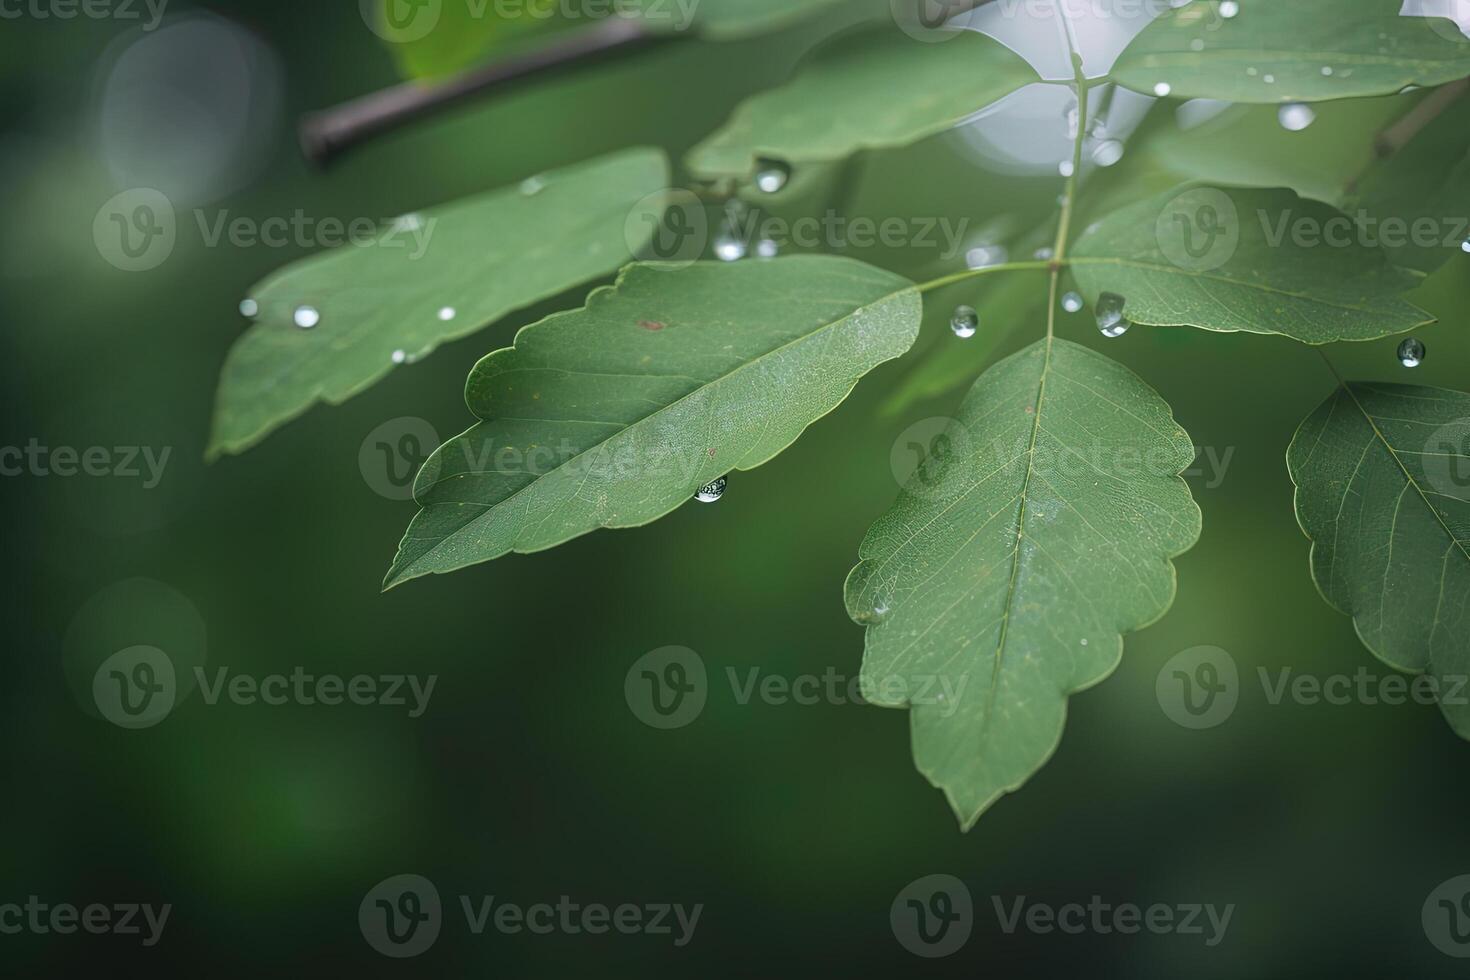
[299,18,671,168]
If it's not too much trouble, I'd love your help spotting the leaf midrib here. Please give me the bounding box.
[1341,383,1470,568]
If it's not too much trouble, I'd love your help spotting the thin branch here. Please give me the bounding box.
[299,18,670,168]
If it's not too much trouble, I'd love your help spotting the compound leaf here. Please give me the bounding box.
[687,26,1039,181]
[1070,186,1433,343]
[207,147,669,459]
[845,338,1201,829]
[385,255,921,587]
[1111,0,1470,104]
[1288,382,1470,736]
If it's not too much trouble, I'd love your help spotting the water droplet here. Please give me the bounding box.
[1278,102,1315,131]
[713,232,746,262]
[519,175,545,196]
[1190,38,1205,51]
[1153,82,1172,97]
[755,238,779,259]
[753,159,791,194]
[1058,160,1075,177]
[392,213,424,233]
[1263,73,1276,84]
[965,245,1007,269]
[1460,237,1470,254]
[1064,98,1080,139]
[392,349,407,364]
[1091,139,1125,167]
[437,306,457,321]
[1246,67,1258,76]
[950,305,979,339]
[1321,66,1334,76]
[1033,246,1055,260]
[1095,292,1129,338]
[694,476,727,503]
[1219,0,1239,16]
[239,298,258,318]
[1062,291,1084,313]
[1398,337,1425,368]
[293,305,320,329]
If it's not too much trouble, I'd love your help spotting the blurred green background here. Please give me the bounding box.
[3,1,1470,975]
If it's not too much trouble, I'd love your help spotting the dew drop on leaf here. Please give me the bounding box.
[1397,337,1425,367]
[1153,82,1172,97]
[1095,292,1130,338]
[437,306,457,322]
[1219,0,1239,17]
[755,238,780,258]
[753,159,791,194]
[950,305,979,339]
[713,232,746,262]
[293,305,320,329]
[519,175,545,196]
[392,349,407,364]
[694,476,727,503]
[239,298,258,319]
[1062,291,1084,313]
[1091,139,1125,166]
[1278,103,1315,131]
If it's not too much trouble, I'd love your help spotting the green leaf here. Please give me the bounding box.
[693,0,852,39]
[379,0,570,80]
[845,338,1201,829]
[1112,0,1470,104]
[1347,91,1470,273]
[1070,186,1433,343]
[686,26,1040,182]
[1141,95,1416,206]
[1287,382,1470,736]
[207,147,669,460]
[382,0,853,80]
[384,255,920,587]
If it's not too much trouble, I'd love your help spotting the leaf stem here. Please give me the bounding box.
[1053,51,1089,264]
[915,260,1055,294]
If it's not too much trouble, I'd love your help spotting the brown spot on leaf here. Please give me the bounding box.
[639,319,666,331]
